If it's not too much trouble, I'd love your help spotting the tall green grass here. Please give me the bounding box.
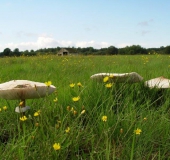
[0,55,170,159]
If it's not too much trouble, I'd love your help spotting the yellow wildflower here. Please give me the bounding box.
[143,117,147,121]
[0,108,1,112]
[19,101,24,106]
[20,116,27,121]
[102,116,107,122]
[81,110,86,115]
[103,76,109,82]
[77,82,83,87]
[69,83,75,88]
[45,81,52,87]
[53,143,61,150]
[53,98,58,102]
[34,112,40,117]
[134,128,142,135]
[65,127,70,133]
[73,110,77,115]
[3,106,7,110]
[72,96,80,102]
[105,83,113,88]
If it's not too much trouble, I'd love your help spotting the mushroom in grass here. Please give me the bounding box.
[145,76,170,106]
[145,76,170,88]
[0,80,56,113]
[90,72,143,83]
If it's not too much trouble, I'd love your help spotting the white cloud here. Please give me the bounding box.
[0,37,111,52]
[75,41,110,48]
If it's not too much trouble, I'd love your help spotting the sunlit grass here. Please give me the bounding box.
[0,54,169,159]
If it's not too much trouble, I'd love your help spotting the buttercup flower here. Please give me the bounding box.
[65,127,70,133]
[81,110,86,115]
[72,96,80,102]
[53,98,58,102]
[143,117,147,121]
[0,108,1,112]
[105,83,113,88]
[53,143,61,150]
[73,110,77,115]
[34,111,40,117]
[69,83,75,88]
[102,115,107,122]
[71,107,74,112]
[103,76,109,82]
[19,101,24,106]
[134,128,142,135]
[20,116,27,121]
[77,82,83,87]
[45,81,52,87]
[3,106,7,110]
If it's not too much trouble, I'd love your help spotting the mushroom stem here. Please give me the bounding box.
[20,99,26,116]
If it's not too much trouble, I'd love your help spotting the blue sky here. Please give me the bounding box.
[0,0,170,51]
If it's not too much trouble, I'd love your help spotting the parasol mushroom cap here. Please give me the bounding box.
[0,80,56,100]
[145,76,170,89]
[90,72,143,83]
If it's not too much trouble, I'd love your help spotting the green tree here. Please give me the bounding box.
[106,46,118,55]
[118,45,147,55]
[164,45,170,54]
[13,48,21,56]
[3,48,12,56]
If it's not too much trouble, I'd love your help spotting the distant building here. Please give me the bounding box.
[57,48,77,56]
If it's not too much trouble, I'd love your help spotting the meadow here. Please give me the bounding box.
[0,54,169,160]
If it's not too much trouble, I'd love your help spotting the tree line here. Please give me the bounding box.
[1,45,170,57]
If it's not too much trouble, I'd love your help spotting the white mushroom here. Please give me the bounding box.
[0,80,56,113]
[90,72,143,83]
[145,76,170,88]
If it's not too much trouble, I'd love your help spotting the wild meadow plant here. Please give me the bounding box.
[0,55,169,159]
